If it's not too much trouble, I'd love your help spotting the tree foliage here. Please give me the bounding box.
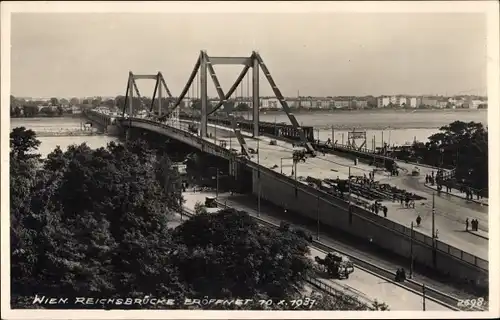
[413,121,488,191]
[235,103,250,112]
[10,127,372,310]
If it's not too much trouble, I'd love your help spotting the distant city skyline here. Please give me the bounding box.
[9,10,488,98]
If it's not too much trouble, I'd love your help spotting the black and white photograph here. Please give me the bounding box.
[1,1,498,318]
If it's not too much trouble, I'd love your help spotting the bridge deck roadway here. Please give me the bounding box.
[182,191,450,311]
[174,119,488,261]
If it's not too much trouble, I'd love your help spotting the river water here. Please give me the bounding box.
[10,117,118,157]
[10,110,487,157]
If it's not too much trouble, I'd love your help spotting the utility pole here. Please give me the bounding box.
[331,125,335,144]
[257,139,261,217]
[432,192,436,266]
[316,195,320,240]
[422,284,426,311]
[348,166,352,206]
[432,193,436,239]
[410,221,414,278]
[382,130,384,151]
[216,168,219,199]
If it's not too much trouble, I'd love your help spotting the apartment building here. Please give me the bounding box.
[420,97,438,107]
[260,97,280,109]
[334,100,350,108]
[405,97,418,108]
[314,99,331,109]
[352,100,368,109]
[464,97,485,109]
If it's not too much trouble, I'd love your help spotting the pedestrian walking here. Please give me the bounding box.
[465,218,469,231]
[416,215,422,227]
[383,206,388,218]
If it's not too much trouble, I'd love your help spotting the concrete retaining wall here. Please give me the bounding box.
[252,168,488,289]
[106,125,121,136]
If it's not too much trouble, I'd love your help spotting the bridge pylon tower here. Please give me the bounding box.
[121,72,173,119]
[166,50,316,156]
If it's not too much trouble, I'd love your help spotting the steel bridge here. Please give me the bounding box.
[120,50,316,159]
[81,50,488,289]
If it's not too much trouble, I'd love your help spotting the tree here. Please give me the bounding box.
[235,103,250,112]
[411,120,488,192]
[11,138,186,305]
[104,99,115,108]
[10,127,41,160]
[115,96,126,110]
[372,299,390,310]
[11,106,22,117]
[10,128,42,296]
[193,201,208,215]
[172,208,312,299]
[91,98,101,107]
[22,105,39,117]
[70,97,79,106]
[39,107,56,117]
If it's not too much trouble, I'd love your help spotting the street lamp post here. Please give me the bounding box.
[316,195,320,240]
[216,168,219,198]
[422,284,426,311]
[410,221,414,278]
[348,165,352,212]
[431,192,436,267]
[257,139,261,217]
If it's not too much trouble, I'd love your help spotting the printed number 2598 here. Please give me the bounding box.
[457,298,484,308]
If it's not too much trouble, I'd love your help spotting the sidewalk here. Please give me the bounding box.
[467,229,489,240]
[424,183,488,206]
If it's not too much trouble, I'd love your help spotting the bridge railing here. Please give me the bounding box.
[118,116,488,272]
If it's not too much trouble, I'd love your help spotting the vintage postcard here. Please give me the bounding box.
[1,1,498,319]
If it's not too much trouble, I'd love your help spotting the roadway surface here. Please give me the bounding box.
[172,119,488,261]
[181,191,451,311]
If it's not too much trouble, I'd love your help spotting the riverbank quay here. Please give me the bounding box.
[34,130,104,137]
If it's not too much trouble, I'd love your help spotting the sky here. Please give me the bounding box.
[10,12,487,98]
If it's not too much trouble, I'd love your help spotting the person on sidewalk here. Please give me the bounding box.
[465,218,469,231]
[416,215,422,227]
[383,206,388,218]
